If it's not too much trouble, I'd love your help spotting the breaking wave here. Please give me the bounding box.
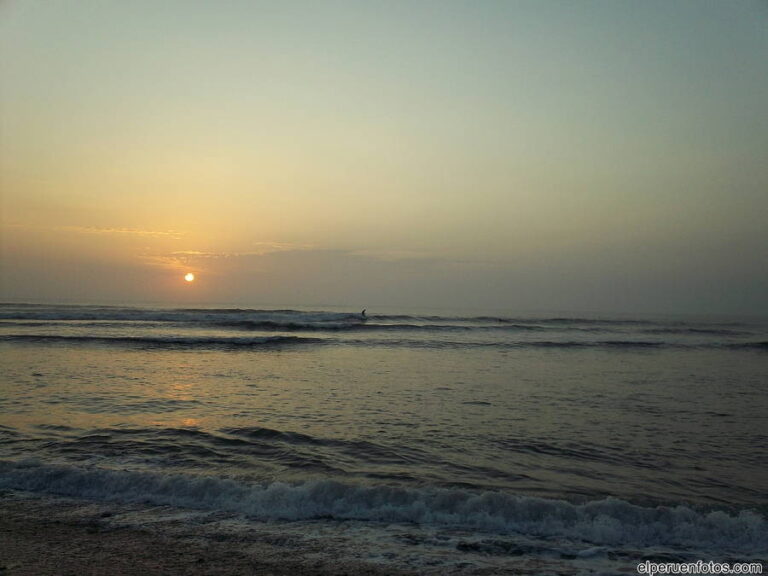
[0,459,764,553]
[1,304,765,352]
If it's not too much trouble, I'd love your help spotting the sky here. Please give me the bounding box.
[1,0,767,314]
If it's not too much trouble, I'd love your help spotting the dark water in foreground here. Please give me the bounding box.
[1,303,766,573]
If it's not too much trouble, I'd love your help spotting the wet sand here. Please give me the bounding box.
[0,493,406,576]
[0,491,697,575]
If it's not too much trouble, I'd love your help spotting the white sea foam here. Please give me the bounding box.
[1,459,764,553]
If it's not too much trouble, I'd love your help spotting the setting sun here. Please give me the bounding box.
[184,273,195,282]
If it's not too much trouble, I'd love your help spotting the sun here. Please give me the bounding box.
[184,272,195,282]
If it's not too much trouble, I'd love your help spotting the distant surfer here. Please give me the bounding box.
[361,309,367,320]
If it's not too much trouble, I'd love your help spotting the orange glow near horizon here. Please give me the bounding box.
[184,273,195,282]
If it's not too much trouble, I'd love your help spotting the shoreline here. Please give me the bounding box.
[2,489,765,576]
[0,493,405,576]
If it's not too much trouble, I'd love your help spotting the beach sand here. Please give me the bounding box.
[0,493,407,576]
[0,491,579,575]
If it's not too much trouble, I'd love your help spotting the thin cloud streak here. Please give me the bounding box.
[169,242,315,260]
[144,242,317,271]
[57,226,186,239]
[4,223,186,240]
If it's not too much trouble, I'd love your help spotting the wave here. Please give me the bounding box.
[217,321,545,332]
[371,314,665,326]
[4,318,752,338]
[2,318,759,342]
[0,459,764,553]
[3,333,767,351]
[216,320,372,332]
[0,320,169,328]
[2,305,764,352]
[1,303,754,328]
[640,327,751,336]
[526,340,665,349]
[726,341,768,350]
[0,334,321,349]
[343,338,768,351]
[0,305,365,326]
[0,423,536,493]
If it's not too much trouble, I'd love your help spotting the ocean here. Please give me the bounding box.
[1,302,766,574]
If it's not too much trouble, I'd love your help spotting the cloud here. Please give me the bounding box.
[169,242,313,260]
[349,249,437,262]
[56,226,185,239]
[144,242,316,271]
[4,223,186,239]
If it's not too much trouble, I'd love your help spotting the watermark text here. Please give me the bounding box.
[638,561,763,575]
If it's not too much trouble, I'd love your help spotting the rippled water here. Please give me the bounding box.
[1,303,766,571]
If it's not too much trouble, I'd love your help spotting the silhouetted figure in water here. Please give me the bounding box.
[361,309,367,320]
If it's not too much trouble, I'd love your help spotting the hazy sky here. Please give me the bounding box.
[2,0,767,314]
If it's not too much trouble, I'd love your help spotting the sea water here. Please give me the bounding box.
[1,303,766,573]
